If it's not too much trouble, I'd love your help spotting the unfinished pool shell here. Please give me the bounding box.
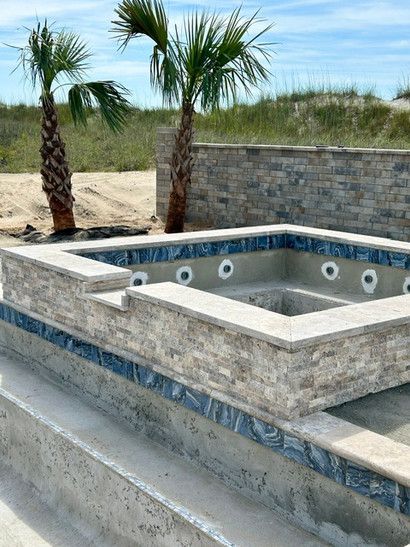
[0,224,409,544]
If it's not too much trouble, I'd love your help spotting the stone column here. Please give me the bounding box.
[156,127,176,219]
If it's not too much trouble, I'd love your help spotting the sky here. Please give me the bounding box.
[0,0,409,106]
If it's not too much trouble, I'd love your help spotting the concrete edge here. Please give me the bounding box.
[157,128,410,155]
[1,247,132,283]
[2,224,409,256]
[0,384,235,547]
[276,411,410,488]
[126,282,292,349]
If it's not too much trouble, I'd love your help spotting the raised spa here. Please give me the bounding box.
[0,224,409,546]
[1,224,409,422]
[81,234,409,317]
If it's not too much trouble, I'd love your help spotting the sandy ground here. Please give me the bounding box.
[0,171,161,246]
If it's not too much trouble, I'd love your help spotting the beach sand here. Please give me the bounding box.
[0,170,161,246]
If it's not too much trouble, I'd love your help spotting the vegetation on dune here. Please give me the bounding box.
[395,77,410,100]
[0,90,409,176]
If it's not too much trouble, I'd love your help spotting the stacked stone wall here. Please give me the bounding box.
[157,128,410,241]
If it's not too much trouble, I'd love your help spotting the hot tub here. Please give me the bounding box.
[1,224,408,422]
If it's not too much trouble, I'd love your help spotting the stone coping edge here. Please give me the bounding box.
[157,128,410,155]
[2,225,409,348]
[127,283,410,350]
[2,224,410,258]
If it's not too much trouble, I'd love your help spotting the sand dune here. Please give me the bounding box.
[0,170,161,246]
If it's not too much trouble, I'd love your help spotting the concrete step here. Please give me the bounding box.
[0,463,96,547]
[0,349,326,547]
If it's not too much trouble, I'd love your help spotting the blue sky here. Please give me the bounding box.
[0,0,409,106]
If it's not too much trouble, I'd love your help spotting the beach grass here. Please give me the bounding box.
[395,77,410,100]
[1,89,409,173]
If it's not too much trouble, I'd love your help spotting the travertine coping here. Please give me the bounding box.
[127,283,409,350]
[193,143,410,155]
[3,224,409,257]
[2,224,409,349]
[157,128,410,155]
[275,411,410,488]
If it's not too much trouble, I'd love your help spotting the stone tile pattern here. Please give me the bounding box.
[0,301,408,516]
[156,128,410,241]
[2,229,409,421]
[1,255,294,418]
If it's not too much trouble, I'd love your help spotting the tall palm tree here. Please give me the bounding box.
[13,21,131,232]
[112,1,273,233]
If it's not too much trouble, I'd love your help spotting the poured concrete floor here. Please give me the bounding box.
[0,463,95,547]
[327,384,410,447]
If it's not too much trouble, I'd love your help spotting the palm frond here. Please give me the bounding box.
[112,0,178,102]
[52,30,92,82]
[15,21,55,93]
[179,11,224,102]
[10,21,93,94]
[68,81,131,132]
[113,1,274,111]
[202,8,274,108]
[112,0,168,52]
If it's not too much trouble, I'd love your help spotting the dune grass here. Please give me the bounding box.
[395,77,410,100]
[0,89,409,173]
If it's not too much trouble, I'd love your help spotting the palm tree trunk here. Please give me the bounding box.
[165,101,194,233]
[40,95,76,232]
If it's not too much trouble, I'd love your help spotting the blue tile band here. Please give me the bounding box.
[80,234,409,269]
[0,302,408,515]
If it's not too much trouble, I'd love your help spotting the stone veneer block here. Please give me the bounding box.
[156,128,410,241]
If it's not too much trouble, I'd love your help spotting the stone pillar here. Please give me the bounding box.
[156,127,176,219]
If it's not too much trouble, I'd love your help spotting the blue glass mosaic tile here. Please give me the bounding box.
[397,485,410,514]
[256,235,269,250]
[316,447,346,485]
[283,433,307,465]
[80,233,409,270]
[101,351,134,379]
[345,461,372,497]
[370,476,398,510]
[0,301,408,516]
[248,417,285,451]
[388,252,408,269]
[269,234,286,249]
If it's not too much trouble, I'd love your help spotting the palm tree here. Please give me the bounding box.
[112,1,273,233]
[13,21,131,232]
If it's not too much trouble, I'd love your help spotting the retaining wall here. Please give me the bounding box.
[156,128,410,241]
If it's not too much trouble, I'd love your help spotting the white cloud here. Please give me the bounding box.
[0,0,409,103]
[0,0,109,26]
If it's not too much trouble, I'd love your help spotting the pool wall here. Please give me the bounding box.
[1,225,409,421]
[157,128,410,241]
[0,318,409,545]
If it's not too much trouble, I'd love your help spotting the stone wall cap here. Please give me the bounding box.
[126,282,410,350]
[192,142,410,155]
[1,224,408,284]
[277,411,410,488]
